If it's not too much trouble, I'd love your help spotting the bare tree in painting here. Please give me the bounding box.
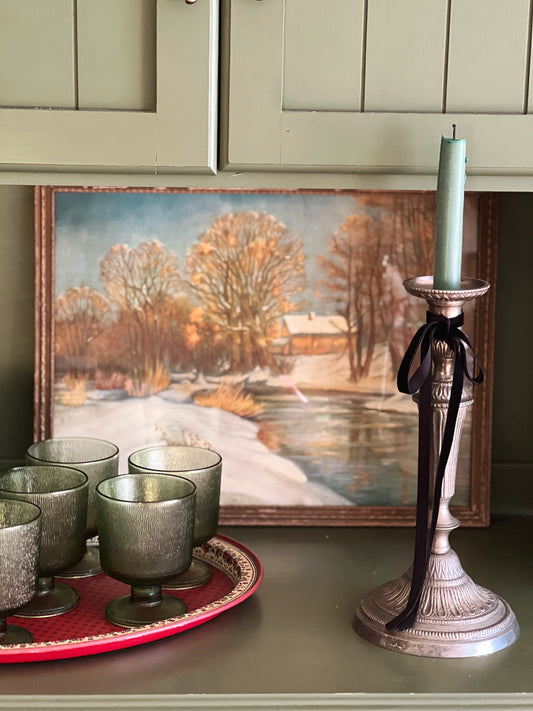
[186,211,307,373]
[55,285,110,375]
[55,285,110,404]
[357,192,436,276]
[316,213,385,381]
[357,193,437,371]
[99,239,188,394]
[317,193,437,382]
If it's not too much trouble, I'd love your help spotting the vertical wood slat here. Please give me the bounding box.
[283,0,365,111]
[526,0,533,113]
[364,0,448,112]
[0,0,75,109]
[77,0,156,112]
[156,0,218,168]
[447,0,530,113]
[226,0,284,165]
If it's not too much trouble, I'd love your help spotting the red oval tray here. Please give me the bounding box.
[0,533,263,663]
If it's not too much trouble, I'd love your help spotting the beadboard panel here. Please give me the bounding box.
[365,0,448,112]
[0,0,75,109]
[283,0,364,111]
[446,0,531,113]
[225,0,283,166]
[77,0,156,111]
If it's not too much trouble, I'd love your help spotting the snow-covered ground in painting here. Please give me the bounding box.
[54,346,416,506]
[54,395,349,506]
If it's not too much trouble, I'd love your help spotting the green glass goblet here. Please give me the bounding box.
[0,465,88,617]
[128,445,222,589]
[0,499,41,644]
[26,437,119,577]
[96,473,196,628]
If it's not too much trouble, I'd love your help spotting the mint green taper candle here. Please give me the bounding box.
[433,130,467,290]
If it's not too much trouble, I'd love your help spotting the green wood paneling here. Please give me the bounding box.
[0,0,75,109]
[77,0,156,111]
[447,0,530,113]
[283,0,364,111]
[224,0,283,167]
[365,0,448,112]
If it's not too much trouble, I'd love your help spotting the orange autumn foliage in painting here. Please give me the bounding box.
[55,211,308,396]
[54,199,437,397]
[185,211,307,373]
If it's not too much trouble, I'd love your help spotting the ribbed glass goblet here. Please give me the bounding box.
[96,473,196,628]
[0,465,88,617]
[26,437,119,577]
[0,499,41,644]
[128,445,222,589]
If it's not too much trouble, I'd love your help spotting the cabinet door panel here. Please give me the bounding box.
[0,0,217,174]
[223,0,533,179]
[0,0,75,108]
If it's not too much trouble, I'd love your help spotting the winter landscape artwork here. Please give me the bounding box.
[35,188,497,525]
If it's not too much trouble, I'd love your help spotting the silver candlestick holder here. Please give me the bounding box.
[353,276,520,658]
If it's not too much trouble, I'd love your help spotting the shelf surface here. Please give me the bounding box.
[2,516,533,709]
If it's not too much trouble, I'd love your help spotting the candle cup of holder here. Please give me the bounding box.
[353,276,520,658]
[128,445,222,589]
[0,466,88,618]
[26,437,119,578]
[0,499,41,644]
[96,473,196,628]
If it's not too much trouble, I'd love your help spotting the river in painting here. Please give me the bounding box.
[251,387,471,507]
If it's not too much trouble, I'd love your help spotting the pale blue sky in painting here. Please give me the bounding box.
[54,190,364,307]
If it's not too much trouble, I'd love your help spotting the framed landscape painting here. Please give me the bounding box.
[34,187,497,526]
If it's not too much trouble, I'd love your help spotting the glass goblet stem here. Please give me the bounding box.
[0,616,34,644]
[130,585,163,607]
[36,576,54,595]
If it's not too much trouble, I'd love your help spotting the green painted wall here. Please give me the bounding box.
[0,186,35,461]
[0,185,529,515]
[491,193,533,515]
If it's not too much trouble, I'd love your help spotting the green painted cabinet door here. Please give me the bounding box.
[222,0,533,179]
[0,0,218,175]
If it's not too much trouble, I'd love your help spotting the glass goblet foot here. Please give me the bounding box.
[14,576,79,618]
[0,618,33,644]
[105,585,187,628]
[57,541,101,579]
[163,557,213,590]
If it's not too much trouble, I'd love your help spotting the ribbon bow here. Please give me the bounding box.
[386,311,484,631]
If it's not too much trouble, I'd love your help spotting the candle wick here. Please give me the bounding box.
[452,123,456,140]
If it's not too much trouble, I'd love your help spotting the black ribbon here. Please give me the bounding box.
[386,311,484,631]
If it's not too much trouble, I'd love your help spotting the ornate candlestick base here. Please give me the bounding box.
[354,549,519,658]
[353,277,519,658]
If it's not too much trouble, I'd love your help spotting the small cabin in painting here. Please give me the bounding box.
[271,313,348,356]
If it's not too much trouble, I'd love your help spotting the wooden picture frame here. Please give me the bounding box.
[34,187,498,526]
